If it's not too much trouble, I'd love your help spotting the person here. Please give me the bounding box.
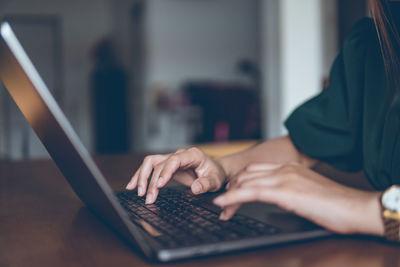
[126,0,400,241]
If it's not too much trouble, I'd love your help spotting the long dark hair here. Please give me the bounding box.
[369,0,400,106]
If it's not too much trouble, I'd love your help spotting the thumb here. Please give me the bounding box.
[191,176,221,195]
[219,204,241,221]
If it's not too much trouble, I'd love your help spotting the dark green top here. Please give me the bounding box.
[285,18,400,190]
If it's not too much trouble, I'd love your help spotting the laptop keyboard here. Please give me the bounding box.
[117,188,280,248]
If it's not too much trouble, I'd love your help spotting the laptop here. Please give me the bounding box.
[0,21,331,262]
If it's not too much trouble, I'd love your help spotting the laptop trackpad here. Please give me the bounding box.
[197,191,321,233]
[236,202,321,232]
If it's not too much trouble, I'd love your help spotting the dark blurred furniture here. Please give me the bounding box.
[338,0,368,46]
[91,66,129,154]
[91,39,130,154]
[185,82,261,143]
[1,155,399,267]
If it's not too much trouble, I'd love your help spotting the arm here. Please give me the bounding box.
[217,136,318,178]
[213,139,382,236]
[126,137,385,237]
[226,136,374,191]
[126,135,317,204]
[214,162,384,237]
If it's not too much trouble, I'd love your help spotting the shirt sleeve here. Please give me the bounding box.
[285,18,375,172]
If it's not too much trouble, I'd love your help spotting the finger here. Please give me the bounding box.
[219,204,241,221]
[213,187,278,207]
[230,170,274,189]
[158,148,205,188]
[225,181,231,190]
[156,154,182,188]
[246,163,282,172]
[172,170,197,187]
[191,175,221,195]
[126,166,141,190]
[238,176,281,188]
[146,164,164,204]
[214,189,257,207]
[137,155,167,196]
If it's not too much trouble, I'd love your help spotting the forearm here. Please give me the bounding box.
[214,159,385,237]
[217,136,318,178]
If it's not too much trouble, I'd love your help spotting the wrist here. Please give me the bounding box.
[356,191,384,236]
[215,155,242,180]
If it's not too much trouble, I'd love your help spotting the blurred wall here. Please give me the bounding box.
[0,0,113,158]
[261,0,339,138]
[144,0,260,90]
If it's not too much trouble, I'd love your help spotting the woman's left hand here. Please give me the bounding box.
[213,162,384,236]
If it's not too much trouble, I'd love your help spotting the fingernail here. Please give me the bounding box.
[213,196,225,206]
[219,211,228,220]
[156,177,164,188]
[146,193,154,204]
[138,187,144,196]
[192,181,203,194]
[126,182,133,190]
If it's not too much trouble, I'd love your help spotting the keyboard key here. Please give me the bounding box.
[116,189,280,248]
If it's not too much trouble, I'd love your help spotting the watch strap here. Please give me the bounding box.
[383,211,400,242]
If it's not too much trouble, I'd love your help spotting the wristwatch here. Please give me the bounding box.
[381,185,400,242]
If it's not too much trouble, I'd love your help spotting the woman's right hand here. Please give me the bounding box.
[125,147,228,204]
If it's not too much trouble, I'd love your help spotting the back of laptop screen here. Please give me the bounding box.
[0,22,139,244]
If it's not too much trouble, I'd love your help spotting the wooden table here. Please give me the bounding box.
[1,155,399,267]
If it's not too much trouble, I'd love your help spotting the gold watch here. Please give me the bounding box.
[381,185,400,242]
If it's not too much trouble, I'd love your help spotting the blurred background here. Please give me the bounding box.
[0,0,368,159]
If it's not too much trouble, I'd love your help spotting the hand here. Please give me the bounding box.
[126,147,227,204]
[213,162,384,236]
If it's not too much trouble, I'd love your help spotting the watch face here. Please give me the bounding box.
[382,186,400,212]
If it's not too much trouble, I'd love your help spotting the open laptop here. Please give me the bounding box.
[0,21,331,262]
